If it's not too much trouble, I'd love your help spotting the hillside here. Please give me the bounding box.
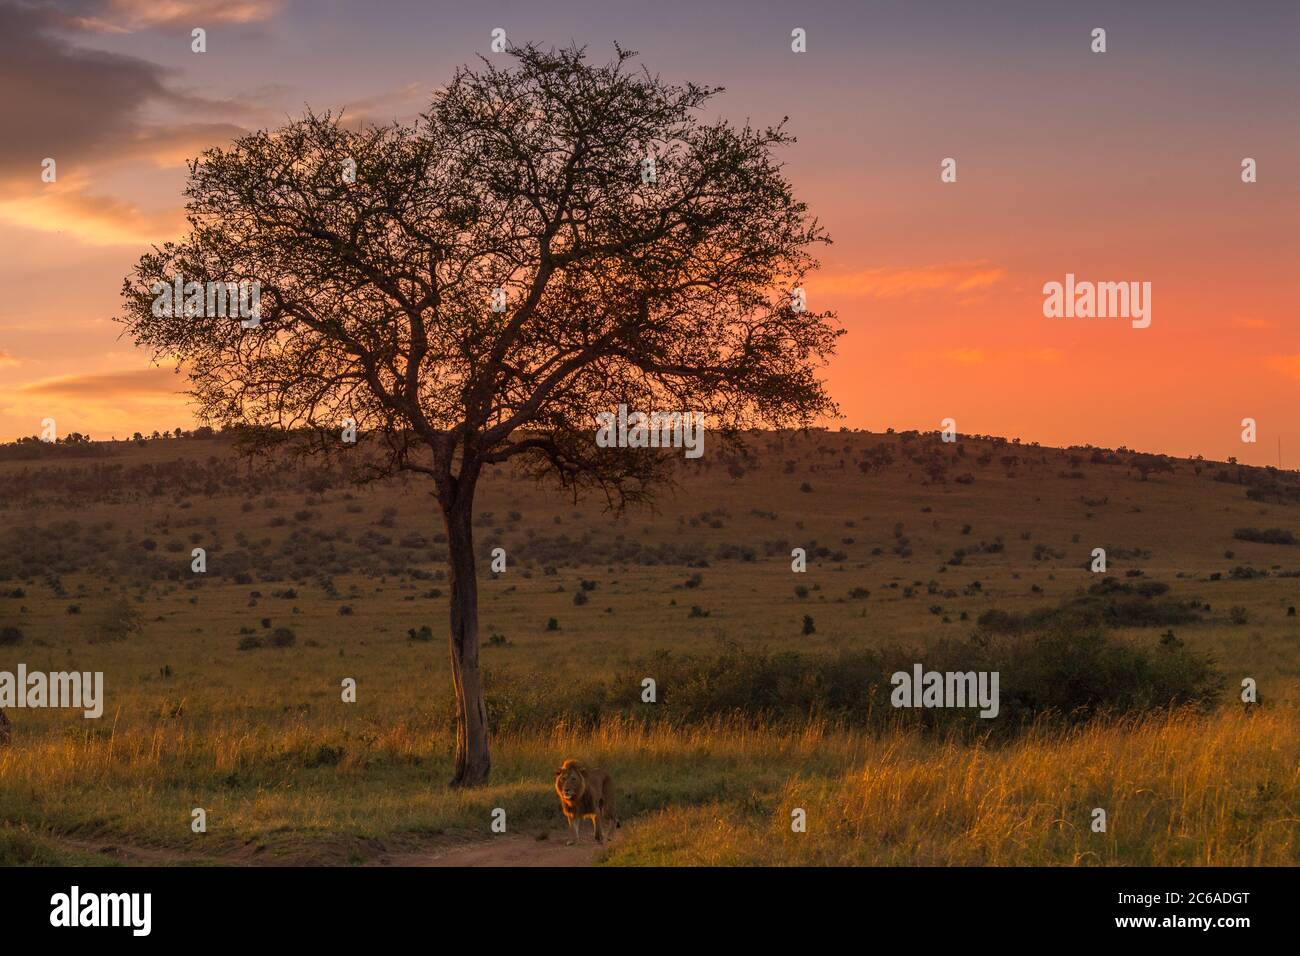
[1,428,1297,866]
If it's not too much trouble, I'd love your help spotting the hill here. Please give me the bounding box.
[0,428,1296,865]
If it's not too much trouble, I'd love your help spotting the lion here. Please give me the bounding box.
[554,759,619,845]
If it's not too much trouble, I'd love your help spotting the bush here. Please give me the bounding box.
[461,627,1222,738]
[1232,527,1297,546]
[407,625,434,642]
[977,579,1197,633]
[270,627,296,647]
[90,597,142,643]
[238,635,262,651]
[0,626,23,646]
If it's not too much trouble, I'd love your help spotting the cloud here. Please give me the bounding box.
[116,122,253,167]
[1232,316,1275,330]
[0,4,172,178]
[1020,347,1064,364]
[21,366,184,399]
[0,177,186,245]
[941,348,1071,369]
[338,81,436,127]
[0,5,259,183]
[814,262,1007,299]
[0,350,21,368]
[53,0,283,34]
[1266,355,1300,381]
[939,346,1063,367]
[942,348,985,365]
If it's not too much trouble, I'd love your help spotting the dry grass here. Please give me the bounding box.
[2,706,1295,865]
[2,431,1299,865]
[604,708,1300,866]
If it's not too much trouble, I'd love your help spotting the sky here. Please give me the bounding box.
[0,0,1296,463]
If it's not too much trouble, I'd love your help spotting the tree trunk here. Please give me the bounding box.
[442,485,490,787]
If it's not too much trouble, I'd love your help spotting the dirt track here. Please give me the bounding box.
[373,833,605,867]
[51,831,606,867]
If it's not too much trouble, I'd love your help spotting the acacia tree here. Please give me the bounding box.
[117,45,841,786]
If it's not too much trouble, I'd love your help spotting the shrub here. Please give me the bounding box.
[977,579,1197,634]
[91,597,142,643]
[472,628,1224,737]
[1233,528,1297,546]
[270,626,296,647]
[0,626,23,646]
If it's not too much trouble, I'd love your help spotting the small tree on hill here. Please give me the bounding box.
[117,45,841,786]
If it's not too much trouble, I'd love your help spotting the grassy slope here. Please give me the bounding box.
[0,430,1297,864]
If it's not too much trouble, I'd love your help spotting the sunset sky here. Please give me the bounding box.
[1,0,1296,463]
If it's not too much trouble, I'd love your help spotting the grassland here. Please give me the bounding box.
[0,429,1297,865]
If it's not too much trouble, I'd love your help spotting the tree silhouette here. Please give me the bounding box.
[117,45,841,786]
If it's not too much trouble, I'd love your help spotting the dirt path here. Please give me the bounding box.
[48,830,607,867]
[370,832,606,867]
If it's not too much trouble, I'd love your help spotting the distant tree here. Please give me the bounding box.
[117,45,841,786]
[1130,454,1175,481]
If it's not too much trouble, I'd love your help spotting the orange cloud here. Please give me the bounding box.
[942,348,985,365]
[69,0,283,33]
[118,122,250,167]
[21,366,184,399]
[1232,316,1275,330]
[1266,355,1300,381]
[0,350,20,368]
[939,347,1062,367]
[814,262,1006,299]
[0,179,185,246]
[1019,348,1064,364]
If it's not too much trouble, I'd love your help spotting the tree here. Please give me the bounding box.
[117,44,841,786]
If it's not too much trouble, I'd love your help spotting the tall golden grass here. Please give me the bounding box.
[2,706,1295,865]
[606,708,1299,866]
